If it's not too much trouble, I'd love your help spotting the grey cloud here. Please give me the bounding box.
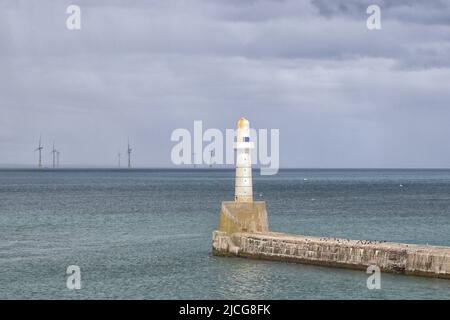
[312,0,450,25]
[2,0,448,70]
[1,0,450,168]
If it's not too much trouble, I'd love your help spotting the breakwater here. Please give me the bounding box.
[212,201,450,279]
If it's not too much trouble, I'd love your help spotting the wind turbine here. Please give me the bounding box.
[127,138,132,168]
[118,152,121,168]
[50,142,57,169]
[192,152,197,168]
[209,150,215,168]
[56,150,60,168]
[35,135,43,168]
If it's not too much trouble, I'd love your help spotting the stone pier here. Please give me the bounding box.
[212,202,450,279]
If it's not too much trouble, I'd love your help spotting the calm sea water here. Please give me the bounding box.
[0,169,449,299]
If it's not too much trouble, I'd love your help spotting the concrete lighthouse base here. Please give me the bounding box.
[217,201,269,235]
[212,204,450,279]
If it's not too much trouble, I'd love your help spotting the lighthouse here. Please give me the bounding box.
[234,117,254,203]
[213,117,268,239]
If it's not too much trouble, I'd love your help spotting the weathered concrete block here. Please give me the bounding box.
[217,201,269,235]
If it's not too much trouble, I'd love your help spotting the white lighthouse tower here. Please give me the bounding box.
[213,117,268,239]
[234,117,254,203]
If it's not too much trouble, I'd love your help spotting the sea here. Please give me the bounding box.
[0,169,449,299]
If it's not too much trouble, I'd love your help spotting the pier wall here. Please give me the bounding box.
[212,231,450,279]
[213,200,450,279]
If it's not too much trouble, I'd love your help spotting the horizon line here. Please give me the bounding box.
[1,166,450,170]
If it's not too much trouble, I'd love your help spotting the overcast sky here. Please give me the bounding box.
[1,0,450,168]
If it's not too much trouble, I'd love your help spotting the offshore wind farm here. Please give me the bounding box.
[30,136,135,169]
